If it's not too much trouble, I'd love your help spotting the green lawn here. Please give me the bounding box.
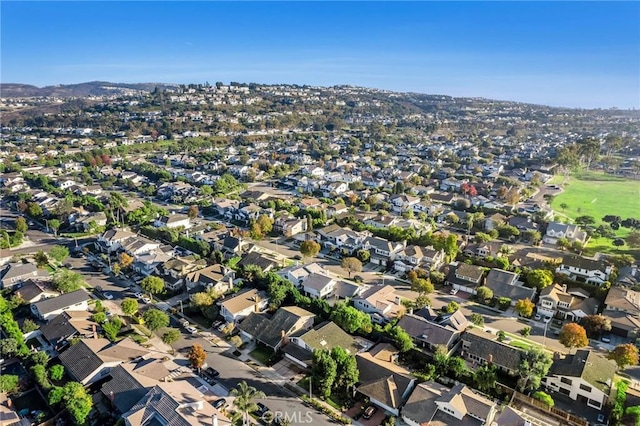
[249,346,274,365]
[550,171,640,255]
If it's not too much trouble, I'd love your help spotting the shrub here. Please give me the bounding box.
[300,395,352,424]
[532,391,554,407]
[520,327,531,337]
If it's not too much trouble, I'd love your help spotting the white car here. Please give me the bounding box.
[134,292,143,299]
[543,316,552,323]
[141,296,152,304]
[450,288,459,295]
[103,292,114,300]
[185,326,198,334]
[534,314,542,321]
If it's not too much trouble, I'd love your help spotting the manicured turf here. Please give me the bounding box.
[550,171,640,255]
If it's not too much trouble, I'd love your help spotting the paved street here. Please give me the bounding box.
[171,331,334,426]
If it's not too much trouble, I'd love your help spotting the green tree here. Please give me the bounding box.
[48,219,61,237]
[187,344,207,369]
[609,344,639,369]
[92,312,107,324]
[527,269,554,290]
[559,323,589,351]
[476,286,493,302]
[121,298,139,316]
[102,318,123,342]
[48,381,93,424]
[15,216,27,233]
[230,381,266,426]
[0,338,18,357]
[474,365,497,392]
[330,302,372,334]
[52,269,86,293]
[142,309,169,331]
[556,237,570,251]
[0,375,19,393]
[626,231,640,249]
[340,257,362,278]
[331,347,359,392]
[445,301,459,313]
[27,202,43,217]
[34,250,49,267]
[411,278,434,294]
[386,325,415,352]
[300,240,321,259]
[532,391,555,407]
[256,214,273,235]
[30,350,50,366]
[515,298,535,318]
[580,315,612,338]
[517,348,553,393]
[470,313,484,327]
[141,276,164,296]
[188,204,199,220]
[49,245,70,262]
[49,365,65,381]
[162,328,181,353]
[312,349,337,398]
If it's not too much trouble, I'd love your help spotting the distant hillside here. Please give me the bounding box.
[0,81,178,98]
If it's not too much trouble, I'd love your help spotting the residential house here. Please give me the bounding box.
[278,262,328,287]
[0,262,49,289]
[236,252,279,272]
[446,263,485,294]
[274,215,308,237]
[72,211,107,232]
[326,203,348,218]
[389,194,420,213]
[537,284,598,321]
[31,289,91,321]
[283,321,373,368]
[212,198,240,218]
[463,241,502,259]
[14,279,58,304]
[238,306,315,351]
[185,264,235,293]
[39,311,96,350]
[319,226,369,255]
[363,236,405,266]
[353,285,407,324]
[120,236,161,258]
[460,328,524,375]
[484,269,535,306]
[121,381,226,425]
[59,337,149,385]
[542,350,616,410]
[394,245,445,272]
[402,382,497,426]
[397,309,469,355]
[158,256,207,291]
[97,228,137,253]
[299,272,337,299]
[131,250,173,277]
[483,213,506,231]
[556,255,612,286]
[355,345,416,416]
[218,289,268,324]
[603,286,640,338]
[543,222,588,245]
[153,214,192,229]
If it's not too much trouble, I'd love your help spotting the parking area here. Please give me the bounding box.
[345,401,387,426]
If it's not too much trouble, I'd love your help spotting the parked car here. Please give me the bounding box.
[206,367,220,378]
[141,296,152,304]
[256,403,269,417]
[534,314,541,321]
[601,335,611,343]
[134,292,143,299]
[185,326,198,334]
[103,292,114,300]
[450,288,459,295]
[543,316,552,323]
[212,398,226,409]
[363,406,377,420]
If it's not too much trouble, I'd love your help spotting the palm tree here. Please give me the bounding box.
[499,244,515,257]
[474,365,497,393]
[230,381,266,426]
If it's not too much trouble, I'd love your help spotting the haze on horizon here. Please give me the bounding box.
[1,1,638,109]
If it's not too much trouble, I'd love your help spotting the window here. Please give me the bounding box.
[580,384,592,393]
[588,399,601,409]
[560,377,572,386]
[559,387,571,396]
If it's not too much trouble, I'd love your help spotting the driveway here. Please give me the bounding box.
[271,359,306,383]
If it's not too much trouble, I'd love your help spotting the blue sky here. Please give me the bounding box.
[1,1,638,108]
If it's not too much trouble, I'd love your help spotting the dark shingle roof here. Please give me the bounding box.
[562,255,607,273]
[462,328,524,372]
[355,352,414,409]
[59,339,107,382]
[101,365,150,414]
[548,350,616,393]
[397,314,462,348]
[32,289,90,315]
[239,306,315,349]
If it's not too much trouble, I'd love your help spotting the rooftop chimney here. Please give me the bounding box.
[487,354,493,365]
[92,324,98,339]
[212,414,219,426]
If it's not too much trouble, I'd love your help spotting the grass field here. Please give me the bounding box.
[549,171,640,256]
